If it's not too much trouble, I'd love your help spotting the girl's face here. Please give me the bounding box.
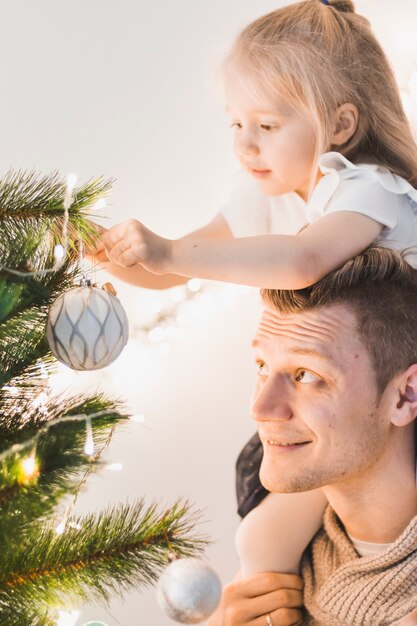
[226,78,318,200]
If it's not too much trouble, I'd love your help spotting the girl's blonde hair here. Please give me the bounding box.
[223,0,417,187]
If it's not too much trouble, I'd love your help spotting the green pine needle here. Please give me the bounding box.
[0,500,208,618]
[0,168,208,624]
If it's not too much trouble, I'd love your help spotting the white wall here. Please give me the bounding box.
[3,1,417,624]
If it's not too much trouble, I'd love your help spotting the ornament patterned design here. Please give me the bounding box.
[46,286,129,370]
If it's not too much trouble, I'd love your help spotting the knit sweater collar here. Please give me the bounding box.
[302,506,417,625]
[323,505,417,568]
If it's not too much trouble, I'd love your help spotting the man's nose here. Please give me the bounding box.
[251,375,293,423]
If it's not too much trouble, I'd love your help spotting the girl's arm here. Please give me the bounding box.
[86,213,233,289]
[101,211,383,289]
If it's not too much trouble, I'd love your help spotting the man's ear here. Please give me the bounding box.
[331,103,359,146]
[391,364,417,427]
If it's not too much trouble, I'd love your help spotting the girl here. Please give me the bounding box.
[90,0,417,585]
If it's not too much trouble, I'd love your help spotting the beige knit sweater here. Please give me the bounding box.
[301,507,417,625]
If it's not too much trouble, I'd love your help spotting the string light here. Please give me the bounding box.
[187,278,201,293]
[0,174,76,277]
[84,416,95,457]
[128,279,206,347]
[53,244,65,263]
[53,419,117,542]
[18,449,39,484]
[55,521,67,535]
[63,174,77,210]
[0,409,121,465]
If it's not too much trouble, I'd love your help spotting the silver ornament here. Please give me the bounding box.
[157,557,222,624]
[46,282,129,371]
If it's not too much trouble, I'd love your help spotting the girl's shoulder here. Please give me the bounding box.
[318,151,417,204]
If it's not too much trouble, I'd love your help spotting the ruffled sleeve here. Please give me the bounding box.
[302,152,417,266]
[316,152,417,230]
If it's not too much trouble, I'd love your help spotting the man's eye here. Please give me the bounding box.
[229,122,242,129]
[256,362,269,376]
[294,370,319,384]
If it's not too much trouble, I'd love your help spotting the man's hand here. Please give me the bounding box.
[396,610,417,625]
[93,219,171,273]
[206,572,303,626]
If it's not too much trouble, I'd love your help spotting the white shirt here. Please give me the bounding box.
[347,533,392,558]
[221,152,417,265]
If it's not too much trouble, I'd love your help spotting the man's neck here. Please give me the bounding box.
[322,437,417,543]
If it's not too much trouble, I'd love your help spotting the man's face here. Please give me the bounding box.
[251,304,391,493]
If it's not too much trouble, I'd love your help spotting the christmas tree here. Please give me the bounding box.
[0,171,206,626]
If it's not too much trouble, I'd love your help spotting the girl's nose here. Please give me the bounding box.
[235,131,260,158]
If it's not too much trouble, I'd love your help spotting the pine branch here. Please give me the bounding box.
[0,168,207,625]
[0,170,112,217]
[0,394,127,538]
[0,393,126,475]
[0,500,208,620]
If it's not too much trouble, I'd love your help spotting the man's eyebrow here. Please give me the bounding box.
[251,339,332,362]
[289,347,332,361]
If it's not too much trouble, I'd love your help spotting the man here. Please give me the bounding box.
[209,247,417,626]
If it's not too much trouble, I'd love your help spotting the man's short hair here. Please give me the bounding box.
[261,247,417,394]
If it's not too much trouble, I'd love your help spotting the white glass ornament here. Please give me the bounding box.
[157,557,222,624]
[46,281,129,371]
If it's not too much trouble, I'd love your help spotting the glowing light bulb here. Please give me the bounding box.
[67,173,77,190]
[54,244,65,260]
[84,417,94,457]
[64,173,78,210]
[19,452,39,484]
[187,278,201,292]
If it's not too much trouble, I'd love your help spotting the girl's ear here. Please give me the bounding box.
[391,364,417,428]
[331,103,359,145]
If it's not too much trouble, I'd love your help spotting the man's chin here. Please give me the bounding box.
[259,465,321,493]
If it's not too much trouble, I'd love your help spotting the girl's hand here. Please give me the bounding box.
[99,219,172,273]
[206,572,303,626]
[84,222,110,263]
